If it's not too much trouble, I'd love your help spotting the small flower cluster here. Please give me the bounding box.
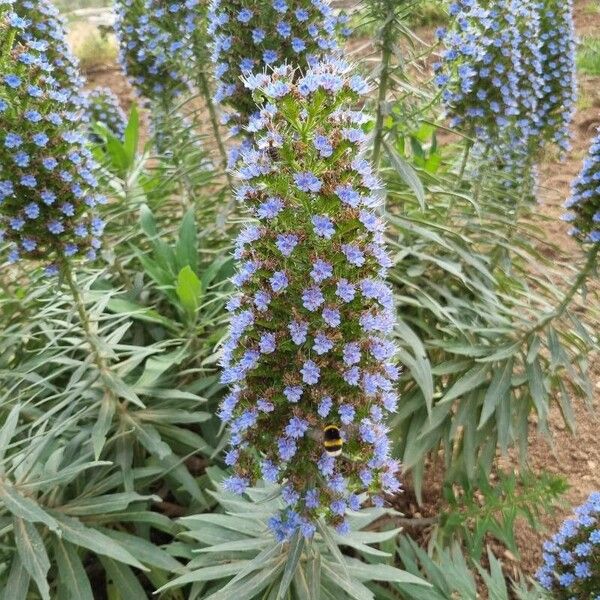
[537,0,577,152]
[12,0,86,111]
[536,492,600,599]
[220,59,400,539]
[114,0,199,104]
[85,87,127,140]
[434,0,544,147]
[208,0,350,132]
[564,129,600,244]
[0,1,105,273]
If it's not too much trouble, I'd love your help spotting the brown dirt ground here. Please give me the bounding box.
[78,0,600,585]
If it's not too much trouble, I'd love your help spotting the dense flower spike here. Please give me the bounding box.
[564,129,600,243]
[0,2,104,272]
[114,0,199,104]
[11,0,86,111]
[220,60,401,537]
[84,87,127,140]
[207,0,349,130]
[434,0,543,147]
[536,0,577,152]
[536,492,600,599]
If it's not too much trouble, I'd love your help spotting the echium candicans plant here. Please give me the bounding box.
[0,0,105,275]
[85,86,127,140]
[11,0,87,111]
[207,0,350,136]
[219,59,401,539]
[536,0,577,153]
[564,129,600,245]
[434,0,543,149]
[114,0,198,106]
[536,492,600,599]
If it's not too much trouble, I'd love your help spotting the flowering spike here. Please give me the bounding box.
[113,0,199,104]
[435,0,543,147]
[0,3,104,272]
[84,87,127,140]
[220,60,401,537]
[564,130,600,243]
[536,492,600,596]
[10,0,87,111]
[207,0,349,131]
[537,0,577,152]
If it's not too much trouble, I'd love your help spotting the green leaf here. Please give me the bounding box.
[13,517,50,600]
[53,539,94,600]
[440,364,490,404]
[276,533,304,599]
[91,394,116,459]
[50,512,148,571]
[0,403,20,461]
[176,265,202,319]
[123,104,139,167]
[478,359,513,429]
[176,209,198,273]
[61,493,159,517]
[384,141,426,210]
[3,555,30,600]
[100,557,147,600]
[0,484,60,533]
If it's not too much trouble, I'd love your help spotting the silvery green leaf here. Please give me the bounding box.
[50,512,147,571]
[0,484,60,533]
[13,517,50,600]
[53,539,94,600]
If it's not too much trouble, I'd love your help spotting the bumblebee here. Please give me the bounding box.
[323,425,343,457]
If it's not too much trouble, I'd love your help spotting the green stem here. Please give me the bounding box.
[372,14,395,169]
[197,70,233,188]
[527,245,599,336]
[457,138,473,183]
[62,261,110,372]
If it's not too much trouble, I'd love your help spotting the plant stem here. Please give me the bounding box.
[372,13,395,169]
[61,261,110,373]
[196,70,233,188]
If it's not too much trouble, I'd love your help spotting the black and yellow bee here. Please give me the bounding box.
[323,425,343,457]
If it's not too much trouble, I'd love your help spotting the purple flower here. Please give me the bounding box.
[257,196,284,219]
[278,436,297,460]
[224,475,249,495]
[289,320,308,345]
[284,385,303,403]
[343,342,361,366]
[335,185,361,207]
[312,214,335,238]
[310,259,333,283]
[318,396,333,418]
[342,243,365,266]
[301,360,320,384]
[322,307,341,327]
[270,270,289,292]
[314,134,333,157]
[276,233,298,256]
[302,286,324,311]
[285,416,309,438]
[294,171,322,193]
[339,404,355,424]
[313,332,334,355]
[259,332,276,354]
[336,279,356,302]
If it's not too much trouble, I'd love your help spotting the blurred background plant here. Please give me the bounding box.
[0,0,598,598]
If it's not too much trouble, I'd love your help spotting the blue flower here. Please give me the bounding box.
[294,171,322,193]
